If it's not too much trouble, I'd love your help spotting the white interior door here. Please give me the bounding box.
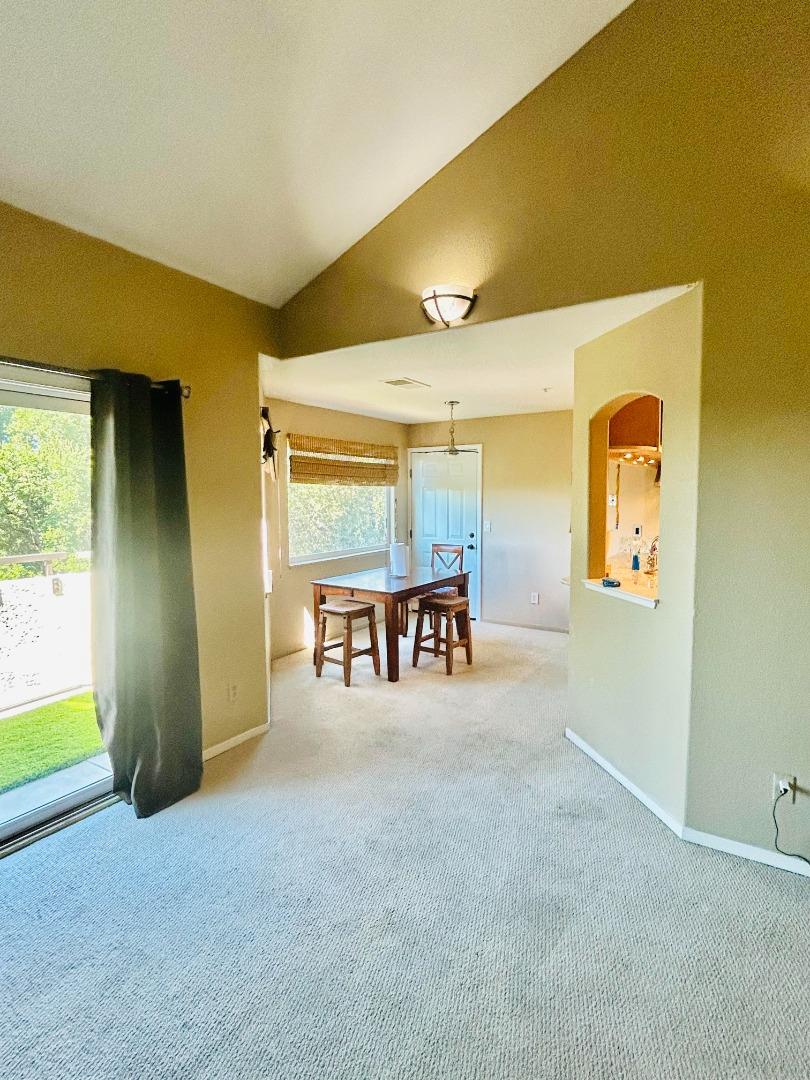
[410,448,481,618]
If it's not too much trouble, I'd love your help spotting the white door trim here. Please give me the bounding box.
[407,445,483,620]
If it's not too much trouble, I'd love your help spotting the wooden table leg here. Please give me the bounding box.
[384,596,400,682]
[312,583,323,665]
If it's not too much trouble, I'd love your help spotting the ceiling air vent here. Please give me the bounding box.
[382,377,431,389]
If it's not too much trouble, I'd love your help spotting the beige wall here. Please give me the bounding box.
[0,200,278,751]
[277,0,810,856]
[267,403,571,654]
[570,288,702,823]
[265,398,408,659]
[408,411,572,632]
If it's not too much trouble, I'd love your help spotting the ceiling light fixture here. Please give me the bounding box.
[420,284,476,328]
[442,400,476,456]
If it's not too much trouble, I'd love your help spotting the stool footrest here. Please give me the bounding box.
[321,648,375,667]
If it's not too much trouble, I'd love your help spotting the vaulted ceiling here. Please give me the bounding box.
[0,0,632,307]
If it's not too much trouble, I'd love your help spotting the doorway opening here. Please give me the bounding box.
[0,363,111,843]
[261,283,690,645]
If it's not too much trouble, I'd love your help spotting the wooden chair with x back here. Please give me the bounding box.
[397,544,465,637]
[426,543,464,625]
[430,544,464,587]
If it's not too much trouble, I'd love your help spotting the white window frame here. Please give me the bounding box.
[287,484,395,567]
[0,361,90,414]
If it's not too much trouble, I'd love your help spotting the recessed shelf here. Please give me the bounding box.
[581,578,658,608]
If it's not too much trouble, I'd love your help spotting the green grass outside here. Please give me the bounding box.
[0,692,103,795]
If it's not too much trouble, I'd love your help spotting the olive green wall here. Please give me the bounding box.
[0,200,279,752]
[264,398,408,660]
[687,283,810,852]
[569,288,702,823]
[408,411,573,633]
[279,1,807,360]
[279,0,810,856]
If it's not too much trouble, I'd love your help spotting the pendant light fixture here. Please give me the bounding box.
[420,284,476,328]
[443,400,475,455]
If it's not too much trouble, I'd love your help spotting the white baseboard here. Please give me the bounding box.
[564,727,810,879]
[564,727,683,835]
[680,825,810,878]
[203,723,269,762]
[484,618,569,634]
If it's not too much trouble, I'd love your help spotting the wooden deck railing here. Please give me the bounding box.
[0,552,69,575]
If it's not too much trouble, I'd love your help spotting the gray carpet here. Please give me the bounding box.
[2,623,809,1079]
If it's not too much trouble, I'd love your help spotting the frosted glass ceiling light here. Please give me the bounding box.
[420,284,476,328]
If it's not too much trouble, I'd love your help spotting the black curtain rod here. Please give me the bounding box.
[0,354,191,397]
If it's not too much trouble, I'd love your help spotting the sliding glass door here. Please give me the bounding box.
[0,362,111,843]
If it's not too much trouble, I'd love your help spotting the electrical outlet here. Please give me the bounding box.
[530,592,539,605]
[227,682,239,705]
[772,773,796,803]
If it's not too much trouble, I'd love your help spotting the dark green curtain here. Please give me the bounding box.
[91,371,202,817]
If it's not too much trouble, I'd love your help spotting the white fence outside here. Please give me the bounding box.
[0,571,91,712]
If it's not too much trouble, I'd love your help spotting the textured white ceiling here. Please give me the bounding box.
[0,0,632,306]
[261,286,692,422]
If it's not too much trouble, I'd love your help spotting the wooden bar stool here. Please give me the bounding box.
[400,544,465,637]
[315,599,380,687]
[412,594,473,676]
[425,543,464,630]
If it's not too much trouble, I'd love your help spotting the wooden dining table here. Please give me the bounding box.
[311,565,470,682]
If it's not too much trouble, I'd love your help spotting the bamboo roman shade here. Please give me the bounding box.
[288,434,399,487]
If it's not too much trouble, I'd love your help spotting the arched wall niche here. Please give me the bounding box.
[588,392,663,583]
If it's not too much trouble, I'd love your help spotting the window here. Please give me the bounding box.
[288,483,392,563]
[286,434,398,565]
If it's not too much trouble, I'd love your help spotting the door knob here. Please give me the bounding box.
[466,544,475,550]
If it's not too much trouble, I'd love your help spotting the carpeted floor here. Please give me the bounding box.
[2,623,809,1079]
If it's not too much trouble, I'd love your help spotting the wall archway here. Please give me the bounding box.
[587,392,662,582]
